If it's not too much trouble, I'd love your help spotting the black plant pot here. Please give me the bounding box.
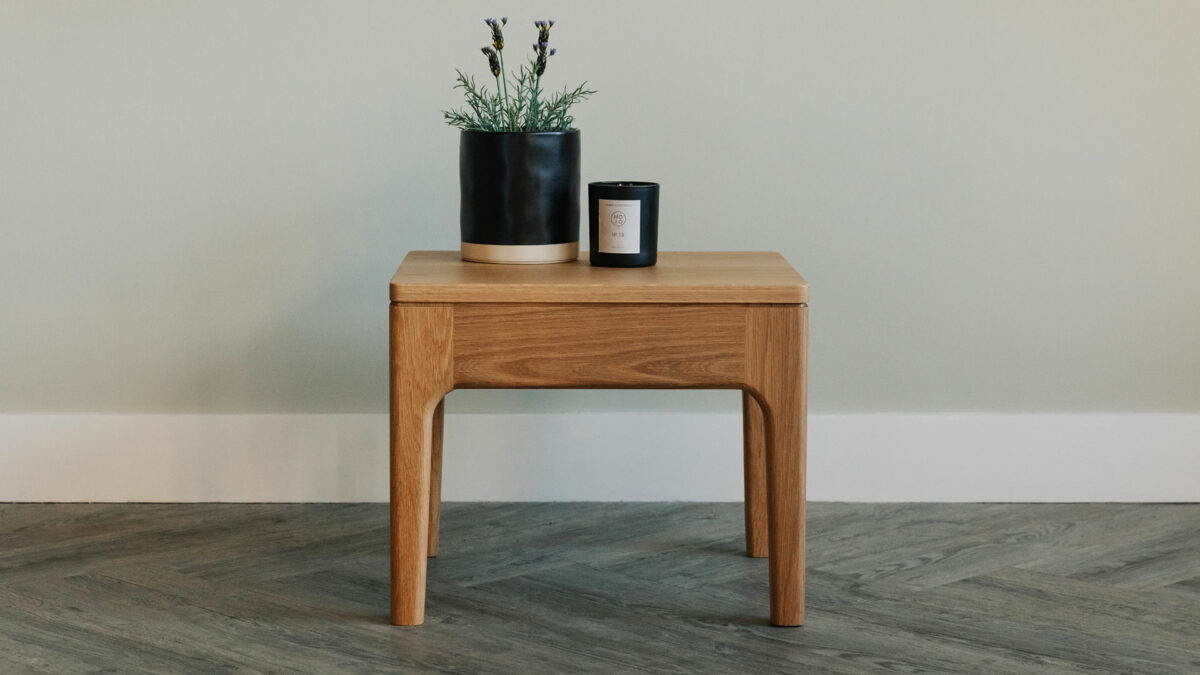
[459,129,581,264]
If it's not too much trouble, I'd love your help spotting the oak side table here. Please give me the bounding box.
[389,250,809,626]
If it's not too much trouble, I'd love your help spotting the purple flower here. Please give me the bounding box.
[531,19,557,76]
[485,17,505,50]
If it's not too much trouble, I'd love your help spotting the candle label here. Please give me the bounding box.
[598,199,640,254]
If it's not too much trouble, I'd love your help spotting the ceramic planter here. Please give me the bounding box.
[459,129,581,264]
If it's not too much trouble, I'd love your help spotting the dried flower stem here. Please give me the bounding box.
[498,51,509,113]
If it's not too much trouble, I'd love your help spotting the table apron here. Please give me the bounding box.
[450,303,751,389]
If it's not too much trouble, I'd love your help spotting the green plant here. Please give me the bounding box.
[443,18,595,133]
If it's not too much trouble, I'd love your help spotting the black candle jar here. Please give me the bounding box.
[588,181,659,267]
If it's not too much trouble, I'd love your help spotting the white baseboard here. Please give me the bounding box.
[0,413,1196,502]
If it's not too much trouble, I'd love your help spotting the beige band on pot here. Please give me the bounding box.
[460,241,579,264]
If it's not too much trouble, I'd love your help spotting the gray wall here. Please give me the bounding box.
[2,1,1198,415]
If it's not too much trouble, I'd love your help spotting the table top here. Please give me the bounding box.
[391,251,808,304]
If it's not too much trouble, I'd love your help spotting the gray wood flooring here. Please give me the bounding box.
[1,503,1198,673]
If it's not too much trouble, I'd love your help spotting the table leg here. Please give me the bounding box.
[743,391,768,558]
[747,305,808,627]
[390,304,453,626]
[428,398,444,558]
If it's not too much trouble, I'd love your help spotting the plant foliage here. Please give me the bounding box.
[443,18,595,133]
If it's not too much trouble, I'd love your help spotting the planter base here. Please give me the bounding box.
[460,241,579,265]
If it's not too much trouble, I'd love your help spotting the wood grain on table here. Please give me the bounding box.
[390,251,809,304]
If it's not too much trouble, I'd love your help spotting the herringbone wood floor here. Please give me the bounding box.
[1,503,1198,673]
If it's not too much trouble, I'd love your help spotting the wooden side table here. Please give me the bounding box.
[389,251,809,626]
